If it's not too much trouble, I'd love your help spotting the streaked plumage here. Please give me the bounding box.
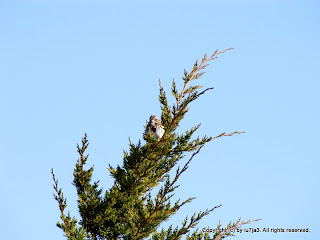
[145,115,165,140]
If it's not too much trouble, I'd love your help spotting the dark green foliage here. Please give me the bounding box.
[52,49,259,240]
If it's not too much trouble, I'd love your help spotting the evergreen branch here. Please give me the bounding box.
[176,206,222,238]
[167,49,233,136]
[213,218,261,239]
[185,230,211,240]
[51,168,87,240]
[177,48,233,108]
[150,206,221,240]
[177,140,208,178]
[72,134,103,238]
[126,136,173,193]
[160,79,173,128]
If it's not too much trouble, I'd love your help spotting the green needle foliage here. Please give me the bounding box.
[52,49,259,240]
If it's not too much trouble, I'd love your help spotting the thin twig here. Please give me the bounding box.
[211,131,246,140]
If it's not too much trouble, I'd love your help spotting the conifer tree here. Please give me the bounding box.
[52,49,259,240]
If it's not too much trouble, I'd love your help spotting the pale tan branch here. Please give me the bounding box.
[214,218,261,239]
[176,48,233,108]
[211,131,246,140]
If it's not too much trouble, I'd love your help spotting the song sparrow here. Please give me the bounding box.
[145,115,165,140]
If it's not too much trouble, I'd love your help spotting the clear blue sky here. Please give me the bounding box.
[1,1,319,240]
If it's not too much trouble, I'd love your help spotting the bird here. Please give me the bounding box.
[145,115,165,140]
